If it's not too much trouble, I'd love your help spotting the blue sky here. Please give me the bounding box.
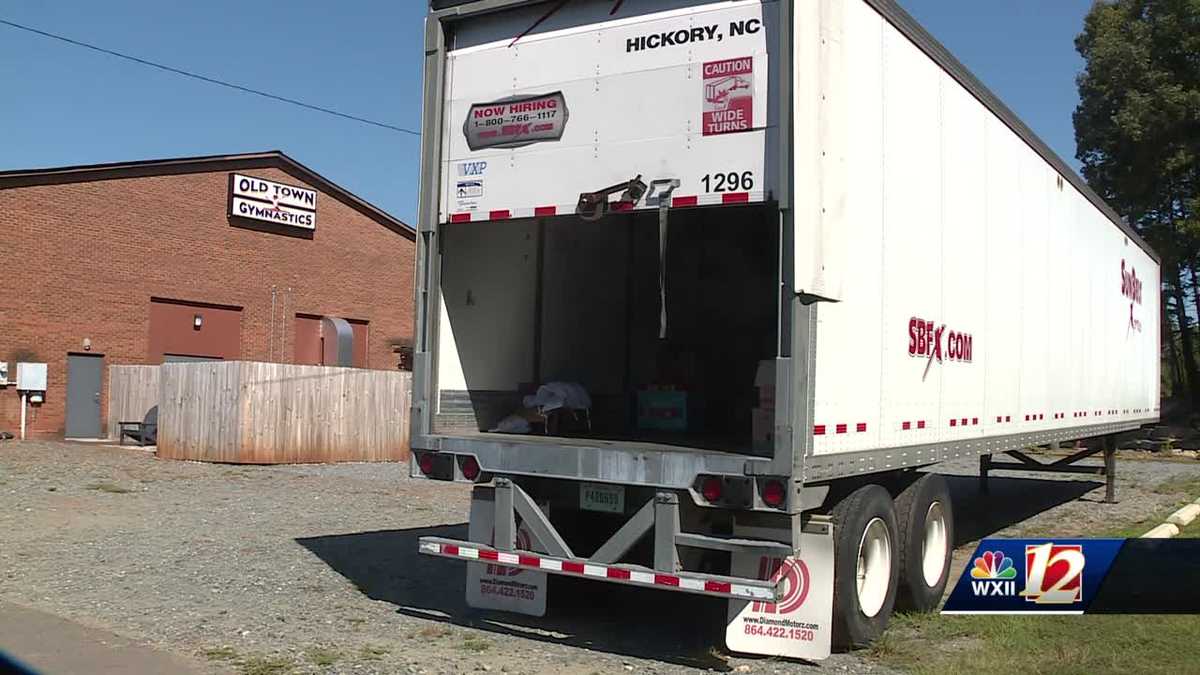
[1,1,1091,225]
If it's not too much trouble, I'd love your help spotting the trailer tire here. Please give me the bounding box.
[830,484,899,650]
[893,473,954,613]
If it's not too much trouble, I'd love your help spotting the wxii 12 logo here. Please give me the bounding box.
[1020,543,1085,604]
[969,543,1085,604]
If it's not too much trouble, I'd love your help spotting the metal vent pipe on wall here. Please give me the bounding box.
[321,317,354,367]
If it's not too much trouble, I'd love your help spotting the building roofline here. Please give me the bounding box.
[0,151,415,240]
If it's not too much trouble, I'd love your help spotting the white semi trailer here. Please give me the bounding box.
[411,0,1161,659]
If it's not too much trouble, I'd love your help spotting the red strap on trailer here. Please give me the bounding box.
[509,0,568,48]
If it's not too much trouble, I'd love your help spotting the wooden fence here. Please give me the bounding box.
[106,365,161,441]
[156,361,411,463]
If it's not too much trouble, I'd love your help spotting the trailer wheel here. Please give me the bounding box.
[830,484,899,650]
[893,473,954,612]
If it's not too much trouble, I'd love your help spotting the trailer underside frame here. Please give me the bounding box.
[980,439,1119,504]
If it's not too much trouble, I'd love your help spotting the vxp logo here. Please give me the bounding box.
[969,550,1017,597]
[458,160,488,177]
[751,557,810,614]
[1021,543,1085,604]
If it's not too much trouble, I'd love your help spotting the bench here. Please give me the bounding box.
[119,406,158,447]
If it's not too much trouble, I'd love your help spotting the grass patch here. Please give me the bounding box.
[87,481,132,494]
[202,646,238,661]
[1179,516,1200,537]
[360,645,390,661]
[415,624,452,640]
[1105,517,1161,539]
[1152,474,1200,497]
[1106,474,1200,538]
[238,655,294,675]
[460,636,493,653]
[303,647,340,667]
[870,612,1200,675]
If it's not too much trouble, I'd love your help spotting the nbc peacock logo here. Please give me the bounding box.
[970,550,1018,597]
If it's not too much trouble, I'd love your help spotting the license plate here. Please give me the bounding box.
[580,483,624,514]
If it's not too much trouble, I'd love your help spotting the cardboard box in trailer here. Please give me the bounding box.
[410,0,1160,658]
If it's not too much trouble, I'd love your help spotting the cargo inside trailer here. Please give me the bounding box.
[435,204,779,456]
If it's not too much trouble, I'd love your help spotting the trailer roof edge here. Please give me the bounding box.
[428,0,1159,264]
[863,0,1157,263]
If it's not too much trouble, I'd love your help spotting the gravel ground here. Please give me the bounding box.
[0,441,1197,675]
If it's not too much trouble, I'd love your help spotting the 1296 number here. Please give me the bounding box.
[702,171,754,193]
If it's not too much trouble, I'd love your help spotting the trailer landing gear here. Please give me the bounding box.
[979,437,1118,503]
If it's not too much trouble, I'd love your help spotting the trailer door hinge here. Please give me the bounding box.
[646,178,680,207]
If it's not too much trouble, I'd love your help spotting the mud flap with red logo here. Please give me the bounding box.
[464,489,548,617]
[725,525,835,661]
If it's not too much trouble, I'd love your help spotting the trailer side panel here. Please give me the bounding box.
[801,0,1160,463]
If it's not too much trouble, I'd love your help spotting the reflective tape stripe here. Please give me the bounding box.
[420,541,777,600]
[583,564,607,578]
[705,580,731,594]
[443,192,766,223]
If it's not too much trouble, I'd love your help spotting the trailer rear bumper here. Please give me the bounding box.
[418,536,781,602]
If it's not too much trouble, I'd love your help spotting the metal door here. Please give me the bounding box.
[65,354,104,438]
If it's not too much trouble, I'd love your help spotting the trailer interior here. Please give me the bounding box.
[434,204,780,456]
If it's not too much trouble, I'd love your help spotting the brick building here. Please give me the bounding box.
[0,151,415,439]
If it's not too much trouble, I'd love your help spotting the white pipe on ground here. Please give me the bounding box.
[1166,503,1200,528]
[1142,523,1180,539]
[19,392,26,440]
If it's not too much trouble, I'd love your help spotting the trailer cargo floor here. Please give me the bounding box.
[437,429,754,456]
